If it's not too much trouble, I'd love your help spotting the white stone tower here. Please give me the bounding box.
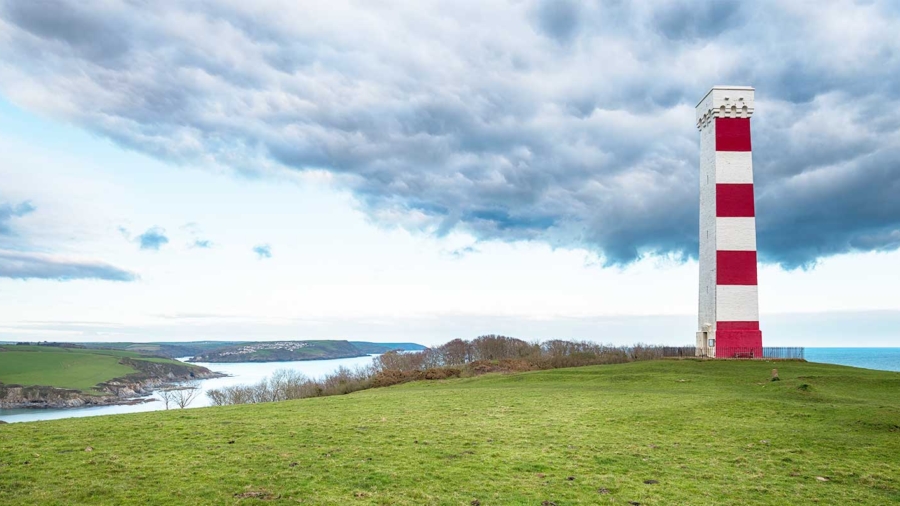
[696,86,763,358]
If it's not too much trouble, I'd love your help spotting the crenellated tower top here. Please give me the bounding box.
[696,86,755,130]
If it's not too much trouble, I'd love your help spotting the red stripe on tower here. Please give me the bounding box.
[696,87,763,359]
[716,184,755,217]
[716,251,758,285]
[716,321,760,331]
[716,118,751,151]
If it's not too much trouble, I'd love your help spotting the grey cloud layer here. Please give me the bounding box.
[0,250,137,281]
[2,0,899,267]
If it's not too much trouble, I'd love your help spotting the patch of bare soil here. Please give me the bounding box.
[233,490,277,500]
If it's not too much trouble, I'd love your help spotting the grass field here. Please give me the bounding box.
[0,346,196,393]
[1,360,899,505]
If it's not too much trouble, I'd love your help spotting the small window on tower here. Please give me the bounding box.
[708,339,715,348]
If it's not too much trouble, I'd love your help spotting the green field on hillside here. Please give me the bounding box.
[1,360,899,505]
[191,339,367,363]
[0,346,194,393]
[78,341,251,359]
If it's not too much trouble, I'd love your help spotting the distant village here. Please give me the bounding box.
[212,341,312,357]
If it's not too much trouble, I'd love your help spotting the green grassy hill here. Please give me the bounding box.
[0,345,209,395]
[1,360,898,505]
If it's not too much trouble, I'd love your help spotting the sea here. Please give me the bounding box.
[803,347,900,374]
[1,348,898,424]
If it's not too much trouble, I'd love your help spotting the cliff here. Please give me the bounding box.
[0,358,222,409]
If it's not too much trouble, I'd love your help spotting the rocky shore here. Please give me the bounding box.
[0,358,225,409]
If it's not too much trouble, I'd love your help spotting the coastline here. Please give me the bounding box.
[0,367,226,410]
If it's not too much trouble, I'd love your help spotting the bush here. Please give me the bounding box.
[371,370,416,388]
[422,367,461,380]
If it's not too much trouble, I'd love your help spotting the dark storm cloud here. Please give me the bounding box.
[1,0,899,267]
[0,0,132,62]
[0,250,138,281]
[137,227,169,251]
[533,0,583,43]
[652,0,745,41]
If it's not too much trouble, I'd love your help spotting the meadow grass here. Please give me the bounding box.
[0,346,196,392]
[1,359,898,505]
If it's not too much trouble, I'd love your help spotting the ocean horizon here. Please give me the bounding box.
[804,347,900,373]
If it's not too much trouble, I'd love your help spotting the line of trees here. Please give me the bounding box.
[376,336,692,371]
[206,366,373,406]
[205,336,696,407]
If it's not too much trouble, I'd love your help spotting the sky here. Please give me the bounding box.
[1,0,899,347]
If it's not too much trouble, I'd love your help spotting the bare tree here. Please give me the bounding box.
[206,388,228,407]
[440,338,472,366]
[374,350,426,372]
[470,335,533,361]
[160,387,175,410]
[159,381,201,409]
[174,381,201,408]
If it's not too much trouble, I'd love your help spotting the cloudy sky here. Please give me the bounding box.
[1,0,899,346]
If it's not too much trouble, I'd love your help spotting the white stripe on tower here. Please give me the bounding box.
[716,218,756,251]
[716,286,760,321]
[696,86,763,358]
[714,152,754,183]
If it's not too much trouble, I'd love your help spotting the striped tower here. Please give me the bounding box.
[696,86,763,358]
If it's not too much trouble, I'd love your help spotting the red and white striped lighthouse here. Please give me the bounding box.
[696,86,763,358]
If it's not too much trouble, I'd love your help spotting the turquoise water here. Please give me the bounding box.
[805,347,900,373]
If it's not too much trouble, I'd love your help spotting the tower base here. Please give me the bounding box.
[715,328,762,358]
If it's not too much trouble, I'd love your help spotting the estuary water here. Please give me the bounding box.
[0,354,377,424]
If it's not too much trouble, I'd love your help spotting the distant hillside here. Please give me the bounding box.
[79,341,248,359]
[80,340,427,362]
[349,342,427,354]
[189,340,366,363]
